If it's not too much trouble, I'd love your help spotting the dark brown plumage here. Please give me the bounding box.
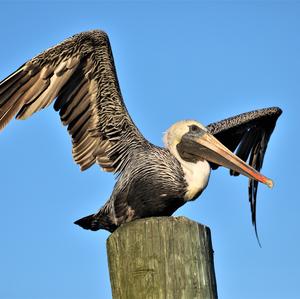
[0,30,146,173]
[0,30,282,238]
[206,107,282,241]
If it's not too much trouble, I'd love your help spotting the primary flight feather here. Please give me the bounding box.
[0,30,282,238]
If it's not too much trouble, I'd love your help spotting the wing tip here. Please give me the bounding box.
[269,106,283,117]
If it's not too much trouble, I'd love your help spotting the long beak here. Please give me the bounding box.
[190,132,273,188]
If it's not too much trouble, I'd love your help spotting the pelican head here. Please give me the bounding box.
[164,120,273,198]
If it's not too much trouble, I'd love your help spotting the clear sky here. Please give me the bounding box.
[0,1,299,299]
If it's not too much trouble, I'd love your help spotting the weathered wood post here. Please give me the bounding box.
[107,216,218,299]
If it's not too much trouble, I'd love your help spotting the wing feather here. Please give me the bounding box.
[206,106,282,241]
[0,30,147,172]
[0,68,26,100]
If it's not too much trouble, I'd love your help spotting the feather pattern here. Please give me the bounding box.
[207,106,282,242]
[0,30,282,237]
[77,145,188,232]
[0,30,146,172]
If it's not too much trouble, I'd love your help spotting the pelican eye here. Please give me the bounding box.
[189,125,201,133]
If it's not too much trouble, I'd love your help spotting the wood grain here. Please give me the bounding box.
[107,216,218,299]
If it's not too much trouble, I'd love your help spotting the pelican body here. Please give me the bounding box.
[0,30,282,236]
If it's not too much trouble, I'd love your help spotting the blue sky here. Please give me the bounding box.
[0,1,299,298]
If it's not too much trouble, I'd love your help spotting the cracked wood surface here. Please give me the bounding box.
[107,216,218,299]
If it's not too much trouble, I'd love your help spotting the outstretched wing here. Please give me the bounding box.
[206,106,282,240]
[0,30,147,172]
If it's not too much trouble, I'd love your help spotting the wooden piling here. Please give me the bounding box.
[107,216,218,299]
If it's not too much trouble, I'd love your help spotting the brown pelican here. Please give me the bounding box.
[0,30,281,237]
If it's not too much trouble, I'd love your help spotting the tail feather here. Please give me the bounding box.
[74,213,117,232]
[74,214,100,231]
